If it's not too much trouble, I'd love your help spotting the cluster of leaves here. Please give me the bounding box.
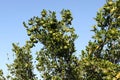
[0,70,5,80]
[74,57,120,80]
[6,42,36,80]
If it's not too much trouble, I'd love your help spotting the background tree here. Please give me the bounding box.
[7,41,36,80]
[77,0,120,80]
[23,9,78,80]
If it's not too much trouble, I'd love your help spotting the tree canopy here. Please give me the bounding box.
[0,0,120,80]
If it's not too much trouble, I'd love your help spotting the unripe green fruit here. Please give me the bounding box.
[60,46,63,49]
[33,26,37,30]
[50,21,54,24]
[116,72,120,79]
[67,43,70,46]
[68,18,72,22]
[62,15,65,18]
[66,41,69,43]
[29,28,33,32]
[113,77,117,80]
[98,23,102,27]
[106,75,111,80]
[102,69,108,74]
[66,11,71,15]
[42,24,46,27]
[66,29,69,32]
[53,33,56,36]
[16,51,19,54]
[64,46,68,49]
[59,32,62,35]
[27,31,31,36]
[110,8,116,13]
[86,62,90,66]
[111,30,115,35]
[30,36,34,41]
[105,7,110,10]
[49,31,53,34]
[34,26,37,29]
[29,43,34,48]
[35,18,39,23]
[33,39,38,43]
[25,63,28,67]
[118,16,120,19]
[41,12,46,17]
[98,39,103,43]
[40,20,44,24]
[108,1,113,5]
[28,21,33,25]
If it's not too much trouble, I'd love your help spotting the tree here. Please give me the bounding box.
[1,0,119,80]
[7,42,36,80]
[77,0,120,80]
[23,9,78,80]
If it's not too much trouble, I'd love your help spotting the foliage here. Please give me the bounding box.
[80,0,120,79]
[0,70,5,80]
[74,57,120,80]
[23,9,78,80]
[0,0,119,80]
[7,42,36,80]
[82,0,120,63]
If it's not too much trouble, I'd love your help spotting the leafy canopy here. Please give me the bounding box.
[0,0,120,80]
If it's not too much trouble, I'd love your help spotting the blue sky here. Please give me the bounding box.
[0,0,105,78]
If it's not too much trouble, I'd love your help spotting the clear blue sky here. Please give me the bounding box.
[0,0,105,78]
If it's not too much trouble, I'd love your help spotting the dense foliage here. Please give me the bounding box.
[0,0,120,80]
[80,0,120,79]
[82,0,120,63]
[7,42,36,80]
[24,9,78,80]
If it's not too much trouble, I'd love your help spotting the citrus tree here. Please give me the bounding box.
[22,9,78,80]
[7,42,36,80]
[3,0,120,80]
[77,0,120,80]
